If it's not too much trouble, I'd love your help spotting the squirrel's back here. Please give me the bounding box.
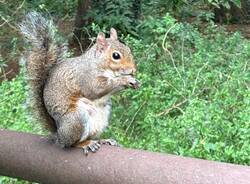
[19,12,68,132]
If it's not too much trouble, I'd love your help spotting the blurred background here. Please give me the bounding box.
[0,0,250,183]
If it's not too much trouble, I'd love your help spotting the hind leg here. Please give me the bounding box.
[56,112,84,147]
[73,97,102,155]
[56,112,101,155]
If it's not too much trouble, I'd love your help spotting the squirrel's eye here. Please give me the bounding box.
[112,51,121,61]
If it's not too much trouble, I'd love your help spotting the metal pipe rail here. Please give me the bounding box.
[0,129,249,184]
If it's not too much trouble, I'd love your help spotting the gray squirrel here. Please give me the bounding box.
[19,12,140,154]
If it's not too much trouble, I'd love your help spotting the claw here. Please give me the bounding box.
[83,147,89,155]
[75,140,101,155]
[98,139,121,147]
[89,145,96,153]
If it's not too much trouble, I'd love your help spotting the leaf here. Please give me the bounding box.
[231,0,241,8]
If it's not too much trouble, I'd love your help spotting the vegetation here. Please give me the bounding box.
[0,0,249,183]
[109,16,250,164]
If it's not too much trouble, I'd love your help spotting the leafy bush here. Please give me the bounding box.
[104,14,250,165]
[0,67,41,133]
[0,0,77,19]
[87,0,139,36]
[141,0,241,19]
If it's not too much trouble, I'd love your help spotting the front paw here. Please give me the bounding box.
[122,76,140,89]
[128,77,140,89]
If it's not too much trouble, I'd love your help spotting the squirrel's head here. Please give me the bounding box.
[94,28,136,76]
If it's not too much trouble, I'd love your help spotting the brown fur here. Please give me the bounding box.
[69,92,81,112]
[20,12,68,132]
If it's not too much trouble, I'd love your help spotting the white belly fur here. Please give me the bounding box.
[77,95,111,141]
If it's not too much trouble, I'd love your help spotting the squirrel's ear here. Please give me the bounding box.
[97,32,108,50]
[110,28,118,40]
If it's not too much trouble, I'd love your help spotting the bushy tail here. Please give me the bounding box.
[19,11,68,132]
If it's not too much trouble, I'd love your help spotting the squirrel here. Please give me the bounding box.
[19,12,140,154]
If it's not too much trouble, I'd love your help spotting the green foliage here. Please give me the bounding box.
[142,0,190,17]
[0,0,77,19]
[0,177,32,184]
[0,68,40,133]
[207,0,241,9]
[87,0,139,36]
[104,14,250,165]
[141,0,243,22]
[27,0,77,17]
